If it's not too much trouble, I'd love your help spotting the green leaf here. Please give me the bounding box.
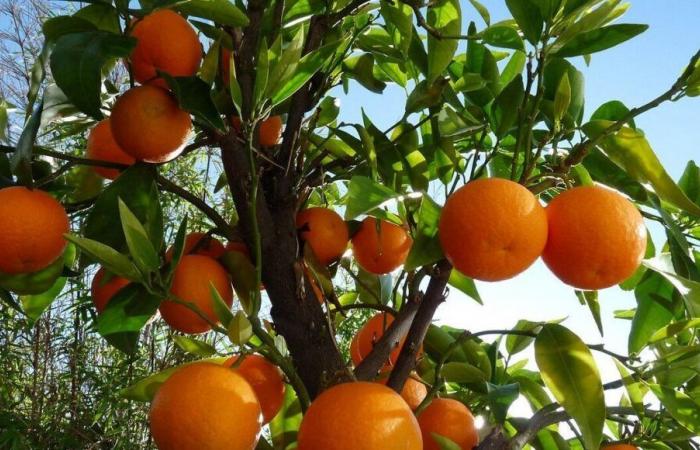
[42,16,97,42]
[649,384,700,433]
[316,96,340,128]
[162,75,225,131]
[505,0,544,45]
[172,335,217,357]
[506,320,542,355]
[679,160,700,206]
[380,0,413,53]
[97,283,161,354]
[482,25,524,51]
[582,121,700,217]
[575,290,603,335]
[649,318,700,343]
[405,78,449,115]
[553,73,571,124]
[543,58,584,124]
[118,199,160,274]
[447,270,481,304]
[628,270,676,354]
[271,40,340,106]
[0,99,11,142]
[486,382,519,423]
[344,176,401,220]
[119,357,227,401]
[427,0,461,82]
[535,324,605,450]
[405,196,443,270]
[166,217,188,279]
[11,99,44,186]
[176,0,249,27]
[491,74,524,137]
[228,310,253,345]
[84,164,163,259]
[270,387,303,448]
[343,53,386,94]
[49,31,136,119]
[590,100,635,128]
[644,256,700,318]
[210,282,234,327]
[253,39,270,108]
[467,0,490,25]
[65,234,141,282]
[433,434,462,450]
[613,360,645,417]
[73,3,121,34]
[553,24,648,58]
[441,361,487,383]
[219,250,257,315]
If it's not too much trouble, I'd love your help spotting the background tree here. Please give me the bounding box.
[0,0,699,449]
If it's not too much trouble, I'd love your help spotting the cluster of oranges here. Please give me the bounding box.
[85,9,283,181]
[439,178,647,290]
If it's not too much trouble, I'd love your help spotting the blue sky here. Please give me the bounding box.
[333,0,700,406]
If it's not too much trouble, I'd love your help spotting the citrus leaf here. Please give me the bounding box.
[427,0,461,82]
[65,234,141,282]
[505,0,543,45]
[49,31,136,119]
[96,283,161,354]
[175,0,249,27]
[441,361,487,383]
[649,318,700,343]
[554,24,648,58]
[118,199,160,274]
[228,310,253,345]
[649,384,700,433]
[582,121,700,217]
[344,176,401,220]
[172,335,217,357]
[447,270,481,304]
[535,324,605,450]
[405,196,443,271]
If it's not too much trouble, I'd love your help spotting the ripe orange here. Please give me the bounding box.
[221,47,232,85]
[418,398,478,450]
[297,207,349,264]
[165,232,226,261]
[297,382,422,450]
[351,217,413,275]
[86,119,135,179]
[91,267,130,313]
[350,313,421,369]
[439,178,548,281]
[159,255,233,334]
[224,354,285,424]
[110,85,192,163]
[378,372,427,410]
[231,115,283,147]
[543,185,647,290]
[129,9,202,89]
[0,187,69,274]
[602,444,637,450]
[149,362,262,450]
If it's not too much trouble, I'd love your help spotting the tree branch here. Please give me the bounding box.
[386,259,452,391]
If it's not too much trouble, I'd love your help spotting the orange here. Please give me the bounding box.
[439,178,548,281]
[378,372,427,410]
[129,9,202,89]
[224,354,286,424]
[350,313,421,369]
[221,47,232,85]
[297,382,422,450]
[297,207,349,264]
[351,217,413,275]
[0,187,69,274]
[602,444,637,450]
[149,362,262,450]
[418,398,478,450]
[110,85,192,163]
[231,115,283,147]
[543,185,646,290]
[86,119,135,179]
[91,267,130,313]
[159,255,234,334]
[165,232,226,261]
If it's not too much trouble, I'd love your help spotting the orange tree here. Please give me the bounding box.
[1,0,700,448]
